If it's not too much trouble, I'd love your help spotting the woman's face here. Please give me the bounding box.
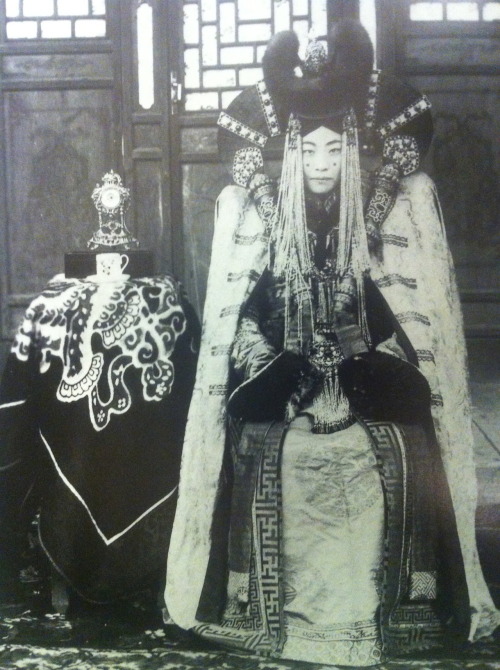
[302,126,342,195]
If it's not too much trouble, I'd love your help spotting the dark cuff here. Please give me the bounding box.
[338,351,431,424]
[336,324,369,359]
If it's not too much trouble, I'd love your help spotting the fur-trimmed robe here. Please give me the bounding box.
[165,174,499,648]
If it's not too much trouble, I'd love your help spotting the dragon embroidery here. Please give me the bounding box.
[12,276,186,431]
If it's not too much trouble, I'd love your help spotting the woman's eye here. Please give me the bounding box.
[303,150,314,156]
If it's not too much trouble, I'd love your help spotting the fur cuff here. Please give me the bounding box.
[338,351,431,424]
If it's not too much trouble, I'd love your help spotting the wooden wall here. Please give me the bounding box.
[387,1,499,339]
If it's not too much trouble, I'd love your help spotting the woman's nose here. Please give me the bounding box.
[313,152,330,171]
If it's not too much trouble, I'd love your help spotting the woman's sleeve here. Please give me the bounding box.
[230,291,277,383]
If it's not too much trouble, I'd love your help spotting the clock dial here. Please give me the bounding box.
[100,186,121,209]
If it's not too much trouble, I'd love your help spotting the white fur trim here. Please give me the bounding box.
[165,186,268,628]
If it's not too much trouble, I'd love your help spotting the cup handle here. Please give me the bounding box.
[120,254,129,272]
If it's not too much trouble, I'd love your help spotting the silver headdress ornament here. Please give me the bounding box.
[88,171,139,249]
[337,110,372,345]
[271,115,314,354]
[302,31,327,76]
[271,110,371,350]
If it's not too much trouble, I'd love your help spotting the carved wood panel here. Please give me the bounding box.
[5,90,114,296]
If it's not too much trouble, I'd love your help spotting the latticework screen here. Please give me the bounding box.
[5,0,106,40]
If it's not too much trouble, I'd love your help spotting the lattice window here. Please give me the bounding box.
[183,0,328,112]
[5,0,107,40]
[409,0,500,21]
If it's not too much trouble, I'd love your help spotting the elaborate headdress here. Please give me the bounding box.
[265,34,373,432]
[270,110,371,343]
[218,19,433,236]
[262,20,374,122]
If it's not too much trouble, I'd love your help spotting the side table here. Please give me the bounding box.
[0,273,199,609]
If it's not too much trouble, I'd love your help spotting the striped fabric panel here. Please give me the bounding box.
[381,233,409,248]
[395,311,431,326]
[375,274,417,290]
[378,95,432,139]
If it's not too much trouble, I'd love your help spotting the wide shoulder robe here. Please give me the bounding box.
[165,174,499,645]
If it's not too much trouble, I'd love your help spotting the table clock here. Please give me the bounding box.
[88,171,139,249]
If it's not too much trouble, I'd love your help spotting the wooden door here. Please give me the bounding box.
[0,0,125,363]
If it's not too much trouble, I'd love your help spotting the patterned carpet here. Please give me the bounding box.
[0,602,499,670]
[0,497,497,669]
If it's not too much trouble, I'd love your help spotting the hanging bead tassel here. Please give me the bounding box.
[272,115,314,278]
[271,114,314,354]
[316,279,332,327]
[336,110,372,347]
[312,366,353,434]
[309,337,354,434]
[282,271,313,354]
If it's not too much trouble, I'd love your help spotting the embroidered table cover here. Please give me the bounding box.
[0,273,199,601]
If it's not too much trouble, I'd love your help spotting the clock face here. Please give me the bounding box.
[100,185,122,210]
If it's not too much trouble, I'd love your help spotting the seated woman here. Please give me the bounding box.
[165,21,499,667]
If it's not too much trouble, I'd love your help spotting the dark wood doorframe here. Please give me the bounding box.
[375,0,398,71]
[117,0,135,187]
[158,0,184,279]
[0,8,9,351]
[117,0,185,279]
